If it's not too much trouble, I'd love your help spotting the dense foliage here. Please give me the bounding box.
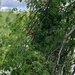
[0,0,75,75]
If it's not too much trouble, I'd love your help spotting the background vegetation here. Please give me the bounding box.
[0,0,75,75]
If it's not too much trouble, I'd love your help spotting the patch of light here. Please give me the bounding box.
[1,7,9,10]
[74,50,75,53]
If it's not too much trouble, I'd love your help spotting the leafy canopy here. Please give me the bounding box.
[0,0,75,75]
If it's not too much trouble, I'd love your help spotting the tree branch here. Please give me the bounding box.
[57,26,75,65]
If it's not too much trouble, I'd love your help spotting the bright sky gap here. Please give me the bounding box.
[0,0,26,10]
